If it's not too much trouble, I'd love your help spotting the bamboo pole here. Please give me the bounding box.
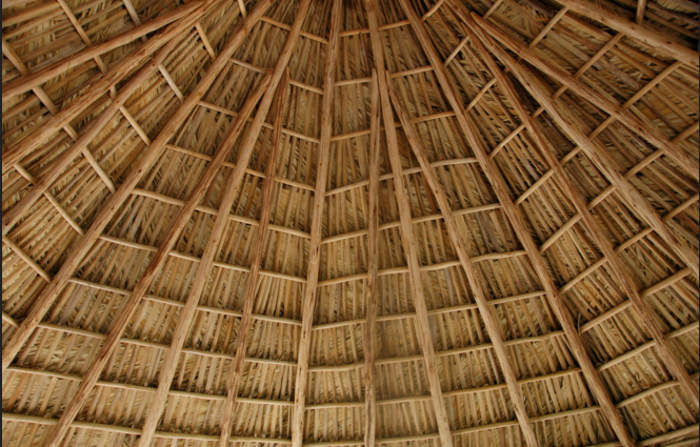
[290,2,339,446]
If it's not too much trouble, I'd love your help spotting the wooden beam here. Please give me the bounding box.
[386,78,540,447]
[42,74,272,447]
[290,2,339,446]
[555,0,697,67]
[471,14,699,181]
[365,2,454,446]
[133,72,286,447]
[393,4,540,446]
[217,72,290,447]
[418,3,638,447]
[2,33,186,236]
[463,24,698,409]
[1,38,114,193]
[363,70,380,447]
[1,7,201,172]
[1,1,203,103]
[1,0,274,376]
[470,15,699,279]
[636,0,647,23]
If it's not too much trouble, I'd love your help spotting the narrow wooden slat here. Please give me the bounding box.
[636,0,647,23]
[290,2,338,445]
[529,7,568,47]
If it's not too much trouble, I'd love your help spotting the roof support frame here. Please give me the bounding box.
[1,1,203,104]
[215,71,290,447]
[132,71,291,447]
[468,13,698,278]
[365,2,455,446]
[554,0,698,67]
[460,17,698,409]
[1,37,115,192]
[42,71,273,447]
[1,2,203,173]
[471,14,699,181]
[1,0,274,378]
[385,68,540,446]
[408,1,638,446]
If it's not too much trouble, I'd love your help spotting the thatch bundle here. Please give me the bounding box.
[2,0,698,446]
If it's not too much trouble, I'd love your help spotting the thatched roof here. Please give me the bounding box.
[2,0,698,445]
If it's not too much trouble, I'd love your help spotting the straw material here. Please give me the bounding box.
[2,0,698,446]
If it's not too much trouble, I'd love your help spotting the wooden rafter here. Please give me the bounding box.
[471,14,699,182]
[365,2,454,446]
[469,15,698,279]
[1,33,188,236]
[290,2,339,446]
[1,0,274,375]
[363,70,380,447]
[393,4,540,447]
[43,73,272,447]
[555,0,697,67]
[1,1,203,103]
[1,8,202,172]
[385,77,540,447]
[413,2,638,446]
[2,1,698,445]
[460,20,699,410]
[217,71,290,447]
[132,69,289,446]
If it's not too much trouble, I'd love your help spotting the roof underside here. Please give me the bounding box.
[1,0,699,446]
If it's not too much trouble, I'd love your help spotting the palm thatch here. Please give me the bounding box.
[2,0,699,446]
